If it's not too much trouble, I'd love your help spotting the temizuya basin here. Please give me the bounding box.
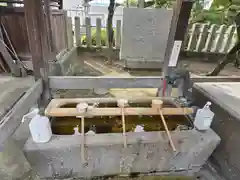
[24,97,220,179]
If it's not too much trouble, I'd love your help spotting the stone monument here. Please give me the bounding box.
[120,7,173,69]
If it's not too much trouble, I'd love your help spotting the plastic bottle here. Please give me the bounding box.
[29,115,52,143]
[22,108,52,143]
[194,101,214,131]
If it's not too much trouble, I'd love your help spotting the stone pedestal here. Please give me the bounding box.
[24,130,220,179]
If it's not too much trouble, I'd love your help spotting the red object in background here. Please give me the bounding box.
[162,79,167,97]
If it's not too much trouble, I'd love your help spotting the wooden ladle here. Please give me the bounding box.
[152,99,176,152]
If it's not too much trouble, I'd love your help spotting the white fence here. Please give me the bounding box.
[73,16,122,48]
[184,23,237,54]
[73,16,238,54]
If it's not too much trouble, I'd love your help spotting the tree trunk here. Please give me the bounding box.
[107,0,115,64]
[207,41,240,76]
[126,0,129,7]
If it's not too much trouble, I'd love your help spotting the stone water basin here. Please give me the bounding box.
[23,98,220,179]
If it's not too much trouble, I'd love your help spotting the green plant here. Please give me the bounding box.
[124,0,138,7]
[190,0,240,25]
[81,28,116,46]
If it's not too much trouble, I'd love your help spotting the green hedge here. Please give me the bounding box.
[81,28,115,46]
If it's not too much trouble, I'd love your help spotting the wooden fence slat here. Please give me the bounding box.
[202,24,217,52]
[194,23,203,52]
[1,9,70,56]
[70,18,74,48]
[220,25,235,53]
[75,16,81,47]
[1,15,29,54]
[229,28,238,52]
[211,25,227,53]
[222,26,236,53]
[44,0,56,55]
[0,27,20,76]
[228,31,238,52]
[195,24,209,52]
[85,17,92,47]
[186,24,195,51]
[115,20,121,49]
[96,18,102,47]
[49,11,67,53]
[182,24,192,51]
[67,17,73,49]
[63,11,69,50]
[186,23,199,51]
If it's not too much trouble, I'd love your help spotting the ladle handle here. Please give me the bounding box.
[81,116,85,162]
[151,99,176,152]
[159,110,176,152]
[121,107,127,148]
[118,99,127,148]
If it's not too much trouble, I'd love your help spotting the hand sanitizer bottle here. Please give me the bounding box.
[194,101,214,131]
[22,108,52,143]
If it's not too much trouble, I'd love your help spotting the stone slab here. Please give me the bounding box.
[24,129,220,179]
[194,82,240,120]
[0,75,33,119]
[193,82,240,180]
[120,8,173,69]
[0,79,42,145]
[58,47,79,75]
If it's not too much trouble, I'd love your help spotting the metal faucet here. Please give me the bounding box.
[157,65,192,102]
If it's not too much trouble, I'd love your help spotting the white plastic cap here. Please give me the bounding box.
[77,103,88,113]
[203,101,212,109]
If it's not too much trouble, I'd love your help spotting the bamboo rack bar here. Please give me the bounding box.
[45,97,178,110]
[46,107,193,117]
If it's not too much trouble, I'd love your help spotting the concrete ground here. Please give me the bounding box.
[76,52,240,76]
